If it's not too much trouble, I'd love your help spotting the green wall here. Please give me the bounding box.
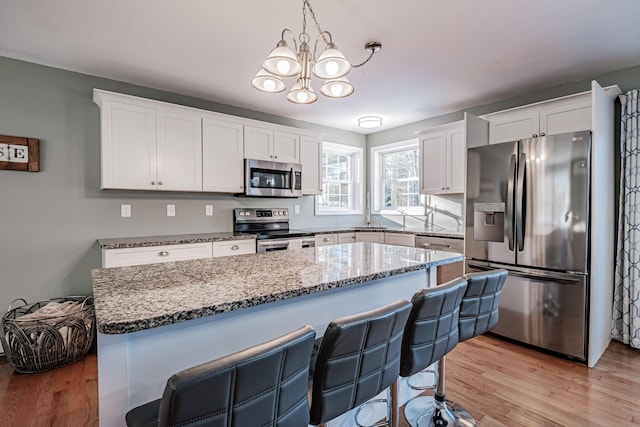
[0,56,365,311]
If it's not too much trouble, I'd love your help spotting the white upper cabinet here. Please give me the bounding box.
[94,90,202,191]
[486,93,592,144]
[98,99,157,190]
[156,109,202,191]
[274,131,300,163]
[420,121,465,194]
[300,134,322,195]
[244,126,300,163]
[202,117,245,193]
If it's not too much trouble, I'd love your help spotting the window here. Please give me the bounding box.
[371,139,424,214]
[315,142,363,215]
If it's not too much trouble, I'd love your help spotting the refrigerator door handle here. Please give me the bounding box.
[507,154,516,251]
[466,260,582,284]
[516,152,527,251]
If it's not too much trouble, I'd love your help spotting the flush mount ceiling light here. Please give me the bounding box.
[251,0,381,105]
[358,116,383,128]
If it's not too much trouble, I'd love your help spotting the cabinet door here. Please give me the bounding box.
[384,233,415,247]
[489,109,540,144]
[300,135,322,194]
[100,100,157,190]
[539,98,591,136]
[156,110,202,191]
[446,128,466,193]
[244,126,273,161]
[420,132,446,193]
[356,232,385,243]
[203,118,245,193]
[274,131,300,163]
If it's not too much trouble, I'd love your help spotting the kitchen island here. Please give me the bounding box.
[91,243,462,427]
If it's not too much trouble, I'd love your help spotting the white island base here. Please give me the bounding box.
[98,268,435,427]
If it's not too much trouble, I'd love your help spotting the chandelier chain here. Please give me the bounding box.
[304,0,330,45]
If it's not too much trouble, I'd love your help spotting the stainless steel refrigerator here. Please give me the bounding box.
[465,130,591,360]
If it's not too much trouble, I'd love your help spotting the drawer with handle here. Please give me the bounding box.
[102,242,213,268]
[212,239,256,257]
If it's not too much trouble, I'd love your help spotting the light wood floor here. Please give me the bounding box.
[1,335,639,426]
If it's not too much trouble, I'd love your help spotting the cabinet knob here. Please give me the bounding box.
[158,251,170,257]
[323,237,330,242]
[231,245,239,250]
[151,181,156,185]
[158,181,163,186]
[274,155,278,159]
[533,134,538,138]
[540,132,546,136]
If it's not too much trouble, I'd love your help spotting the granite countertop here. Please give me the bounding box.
[98,232,256,249]
[91,243,463,335]
[307,226,464,239]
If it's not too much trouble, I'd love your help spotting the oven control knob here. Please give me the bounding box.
[280,210,287,216]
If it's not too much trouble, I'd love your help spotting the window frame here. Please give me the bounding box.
[370,139,422,214]
[315,142,363,216]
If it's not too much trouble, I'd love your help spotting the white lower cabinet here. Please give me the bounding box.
[102,243,213,268]
[384,233,415,247]
[212,239,256,257]
[355,232,385,243]
[337,232,356,244]
[315,234,338,247]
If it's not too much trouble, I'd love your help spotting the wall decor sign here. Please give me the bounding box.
[0,134,40,172]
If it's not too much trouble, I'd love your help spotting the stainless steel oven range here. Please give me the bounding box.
[233,208,315,252]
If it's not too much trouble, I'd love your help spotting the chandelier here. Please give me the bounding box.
[251,0,381,104]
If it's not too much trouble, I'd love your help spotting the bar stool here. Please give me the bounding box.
[441,269,508,426]
[309,299,412,427]
[396,277,468,427]
[125,325,315,427]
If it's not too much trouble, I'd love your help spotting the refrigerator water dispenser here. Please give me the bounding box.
[473,202,505,242]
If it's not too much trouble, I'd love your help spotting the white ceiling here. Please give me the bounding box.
[2,0,640,134]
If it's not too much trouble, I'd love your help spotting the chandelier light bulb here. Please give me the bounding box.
[276,59,292,75]
[251,69,286,93]
[320,76,354,98]
[263,79,276,91]
[324,60,339,77]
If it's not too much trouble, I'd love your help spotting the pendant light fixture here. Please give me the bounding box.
[251,0,381,104]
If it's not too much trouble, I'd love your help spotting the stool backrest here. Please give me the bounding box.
[459,269,508,342]
[399,277,468,377]
[157,325,315,427]
[309,299,412,426]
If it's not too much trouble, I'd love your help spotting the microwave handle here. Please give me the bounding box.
[290,167,295,192]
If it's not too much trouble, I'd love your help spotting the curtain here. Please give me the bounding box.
[612,89,640,349]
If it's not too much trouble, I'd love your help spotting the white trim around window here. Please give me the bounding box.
[370,139,422,214]
[315,142,364,216]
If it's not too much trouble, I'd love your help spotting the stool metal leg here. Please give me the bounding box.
[423,356,477,427]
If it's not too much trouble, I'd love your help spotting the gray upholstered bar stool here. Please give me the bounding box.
[125,325,315,427]
[396,277,468,427]
[309,299,412,427]
[439,269,507,426]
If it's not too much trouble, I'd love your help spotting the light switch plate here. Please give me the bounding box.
[167,204,176,217]
[121,204,131,218]
[294,205,300,214]
[205,205,213,216]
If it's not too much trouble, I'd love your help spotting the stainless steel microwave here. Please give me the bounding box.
[244,159,302,197]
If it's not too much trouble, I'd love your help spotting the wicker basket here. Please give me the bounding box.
[0,296,95,373]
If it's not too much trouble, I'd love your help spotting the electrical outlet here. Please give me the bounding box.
[205,205,213,216]
[294,205,300,214]
[167,204,176,217]
[121,204,131,218]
